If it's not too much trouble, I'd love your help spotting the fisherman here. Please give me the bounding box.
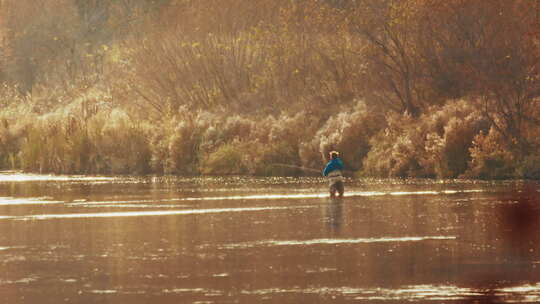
[322,151,345,198]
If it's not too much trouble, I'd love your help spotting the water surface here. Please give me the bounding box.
[1,172,539,303]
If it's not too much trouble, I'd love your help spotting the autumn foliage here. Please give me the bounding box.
[0,0,538,178]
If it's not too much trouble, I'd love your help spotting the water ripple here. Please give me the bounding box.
[220,236,457,249]
[0,172,116,182]
[172,189,486,202]
[0,205,314,221]
[240,283,540,302]
[0,197,64,206]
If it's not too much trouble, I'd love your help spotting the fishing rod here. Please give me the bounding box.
[269,163,321,173]
[269,163,356,176]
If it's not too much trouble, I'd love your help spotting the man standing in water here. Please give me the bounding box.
[323,151,345,198]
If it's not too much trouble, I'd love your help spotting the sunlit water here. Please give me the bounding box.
[0,171,539,303]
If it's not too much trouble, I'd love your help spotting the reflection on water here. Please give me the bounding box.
[325,198,343,235]
[154,189,489,201]
[0,172,117,182]
[219,236,457,249]
[0,197,64,206]
[0,172,539,303]
[1,206,313,221]
[239,284,540,302]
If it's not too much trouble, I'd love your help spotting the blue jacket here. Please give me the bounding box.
[323,158,344,176]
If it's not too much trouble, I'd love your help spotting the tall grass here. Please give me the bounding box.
[1,87,538,179]
[1,86,152,174]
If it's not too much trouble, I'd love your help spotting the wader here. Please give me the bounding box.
[328,170,344,197]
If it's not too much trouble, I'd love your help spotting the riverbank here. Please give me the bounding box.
[1,99,539,179]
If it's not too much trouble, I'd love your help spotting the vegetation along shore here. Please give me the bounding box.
[0,0,538,179]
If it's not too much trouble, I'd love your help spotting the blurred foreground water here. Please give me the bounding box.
[0,171,539,303]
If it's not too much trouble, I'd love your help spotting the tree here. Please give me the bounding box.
[418,0,540,156]
[1,0,82,93]
[348,0,424,116]
[112,0,280,116]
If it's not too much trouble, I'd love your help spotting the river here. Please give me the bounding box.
[0,171,539,303]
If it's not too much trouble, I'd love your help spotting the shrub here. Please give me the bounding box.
[250,140,300,176]
[516,154,540,180]
[261,112,316,175]
[11,93,153,174]
[200,142,248,175]
[464,128,516,179]
[15,112,99,174]
[88,109,151,174]
[363,100,489,178]
[422,102,490,178]
[18,114,70,173]
[301,100,384,172]
[199,111,312,176]
[361,112,424,177]
[150,108,213,175]
[0,86,34,169]
[466,119,540,180]
[0,119,20,169]
[200,114,256,153]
